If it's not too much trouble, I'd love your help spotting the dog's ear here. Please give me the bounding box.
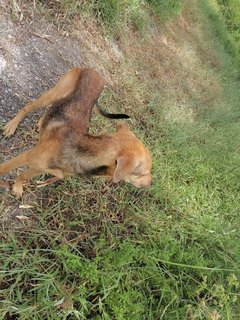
[113,154,136,183]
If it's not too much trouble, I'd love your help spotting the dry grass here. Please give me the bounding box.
[68,7,224,130]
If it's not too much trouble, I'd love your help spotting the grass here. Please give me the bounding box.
[217,0,240,55]
[1,0,240,319]
[9,0,183,34]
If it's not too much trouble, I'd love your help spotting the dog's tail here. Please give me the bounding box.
[0,149,32,176]
[95,102,130,119]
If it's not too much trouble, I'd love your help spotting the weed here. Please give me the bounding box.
[146,0,183,21]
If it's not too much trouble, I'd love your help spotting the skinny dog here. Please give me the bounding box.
[0,67,152,198]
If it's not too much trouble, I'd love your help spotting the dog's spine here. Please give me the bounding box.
[96,102,130,119]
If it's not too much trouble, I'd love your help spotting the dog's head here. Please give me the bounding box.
[113,124,152,188]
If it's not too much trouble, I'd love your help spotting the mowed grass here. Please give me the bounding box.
[1,0,240,319]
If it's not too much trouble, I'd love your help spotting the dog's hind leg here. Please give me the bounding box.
[0,148,40,198]
[11,168,43,198]
[3,67,81,137]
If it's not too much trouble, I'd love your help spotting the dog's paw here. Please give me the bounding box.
[3,119,19,137]
[11,182,24,198]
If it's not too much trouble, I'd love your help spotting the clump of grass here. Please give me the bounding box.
[83,0,149,33]
[146,0,183,21]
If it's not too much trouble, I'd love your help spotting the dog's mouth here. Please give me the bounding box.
[132,182,152,188]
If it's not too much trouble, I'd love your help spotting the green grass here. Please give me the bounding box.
[217,0,240,54]
[146,0,183,21]
[1,0,240,319]
[199,0,239,62]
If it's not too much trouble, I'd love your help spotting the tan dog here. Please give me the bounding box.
[0,67,152,197]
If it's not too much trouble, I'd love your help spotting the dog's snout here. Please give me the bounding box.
[138,175,152,188]
[147,178,153,187]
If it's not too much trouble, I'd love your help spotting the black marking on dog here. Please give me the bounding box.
[76,144,92,154]
[85,165,109,176]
